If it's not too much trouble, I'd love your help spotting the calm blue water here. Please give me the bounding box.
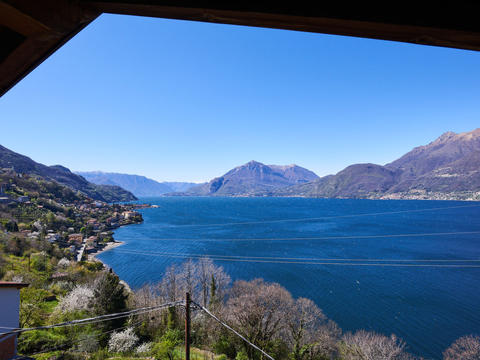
[98,197,480,359]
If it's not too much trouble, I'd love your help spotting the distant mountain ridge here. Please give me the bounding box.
[0,145,136,202]
[5,128,479,202]
[76,171,198,197]
[266,128,480,200]
[177,161,319,196]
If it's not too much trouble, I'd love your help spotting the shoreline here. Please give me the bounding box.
[88,240,125,262]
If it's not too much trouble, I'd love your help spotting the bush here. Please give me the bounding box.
[340,330,411,360]
[17,330,66,354]
[82,261,104,272]
[152,329,182,360]
[443,335,480,360]
[235,350,248,360]
[90,348,109,360]
[108,327,138,353]
[20,287,50,327]
[31,252,48,272]
[213,335,237,359]
[135,342,153,354]
[57,258,70,269]
[58,284,94,313]
[77,334,100,353]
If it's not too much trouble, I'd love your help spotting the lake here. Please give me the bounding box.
[98,197,480,359]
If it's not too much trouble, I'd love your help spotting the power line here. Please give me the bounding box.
[114,230,480,242]
[112,249,480,268]
[111,249,480,262]
[159,204,480,228]
[191,300,275,360]
[0,300,183,337]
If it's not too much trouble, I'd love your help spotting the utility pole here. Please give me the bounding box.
[185,292,191,360]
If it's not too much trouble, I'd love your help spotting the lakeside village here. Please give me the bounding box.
[0,168,147,265]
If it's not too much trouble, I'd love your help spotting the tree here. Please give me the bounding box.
[340,330,414,360]
[5,236,26,256]
[20,287,50,327]
[58,284,95,313]
[132,283,168,337]
[160,264,180,330]
[443,335,480,360]
[210,274,218,308]
[226,279,293,359]
[93,270,128,335]
[158,258,230,333]
[0,252,7,278]
[195,257,230,307]
[285,297,341,360]
[179,258,196,296]
[161,264,180,301]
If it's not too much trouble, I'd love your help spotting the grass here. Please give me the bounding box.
[173,346,223,360]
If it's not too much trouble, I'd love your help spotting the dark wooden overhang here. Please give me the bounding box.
[1,1,480,97]
[0,281,29,288]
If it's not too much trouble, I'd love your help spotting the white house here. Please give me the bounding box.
[0,282,28,360]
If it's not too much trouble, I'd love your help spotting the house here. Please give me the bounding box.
[122,211,139,220]
[46,233,61,243]
[68,233,83,247]
[0,281,29,360]
[16,196,29,203]
[27,232,39,240]
[0,197,12,205]
[85,245,96,254]
[86,219,100,230]
[86,236,98,247]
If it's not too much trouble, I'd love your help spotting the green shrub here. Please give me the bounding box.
[213,335,237,359]
[90,348,109,360]
[235,350,248,360]
[31,252,48,271]
[152,329,182,359]
[17,330,66,354]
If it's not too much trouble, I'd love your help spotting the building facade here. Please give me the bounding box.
[0,282,28,360]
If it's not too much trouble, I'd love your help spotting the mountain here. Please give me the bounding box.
[0,145,136,202]
[163,182,200,192]
[76,171,198,197]
[177,160,319,196]
[268,129,480,200]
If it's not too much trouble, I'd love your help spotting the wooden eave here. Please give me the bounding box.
[1,1,480,97]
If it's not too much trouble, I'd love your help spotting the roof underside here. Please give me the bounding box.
[1,1,480,97]
[0,281,29,288]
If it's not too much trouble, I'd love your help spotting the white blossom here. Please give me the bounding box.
[108,327,138,353]
[58,284,94,312]
[57,258,71,269]
[135,342,152,354]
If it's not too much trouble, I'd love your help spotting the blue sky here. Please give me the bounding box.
[1,14,479,182]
